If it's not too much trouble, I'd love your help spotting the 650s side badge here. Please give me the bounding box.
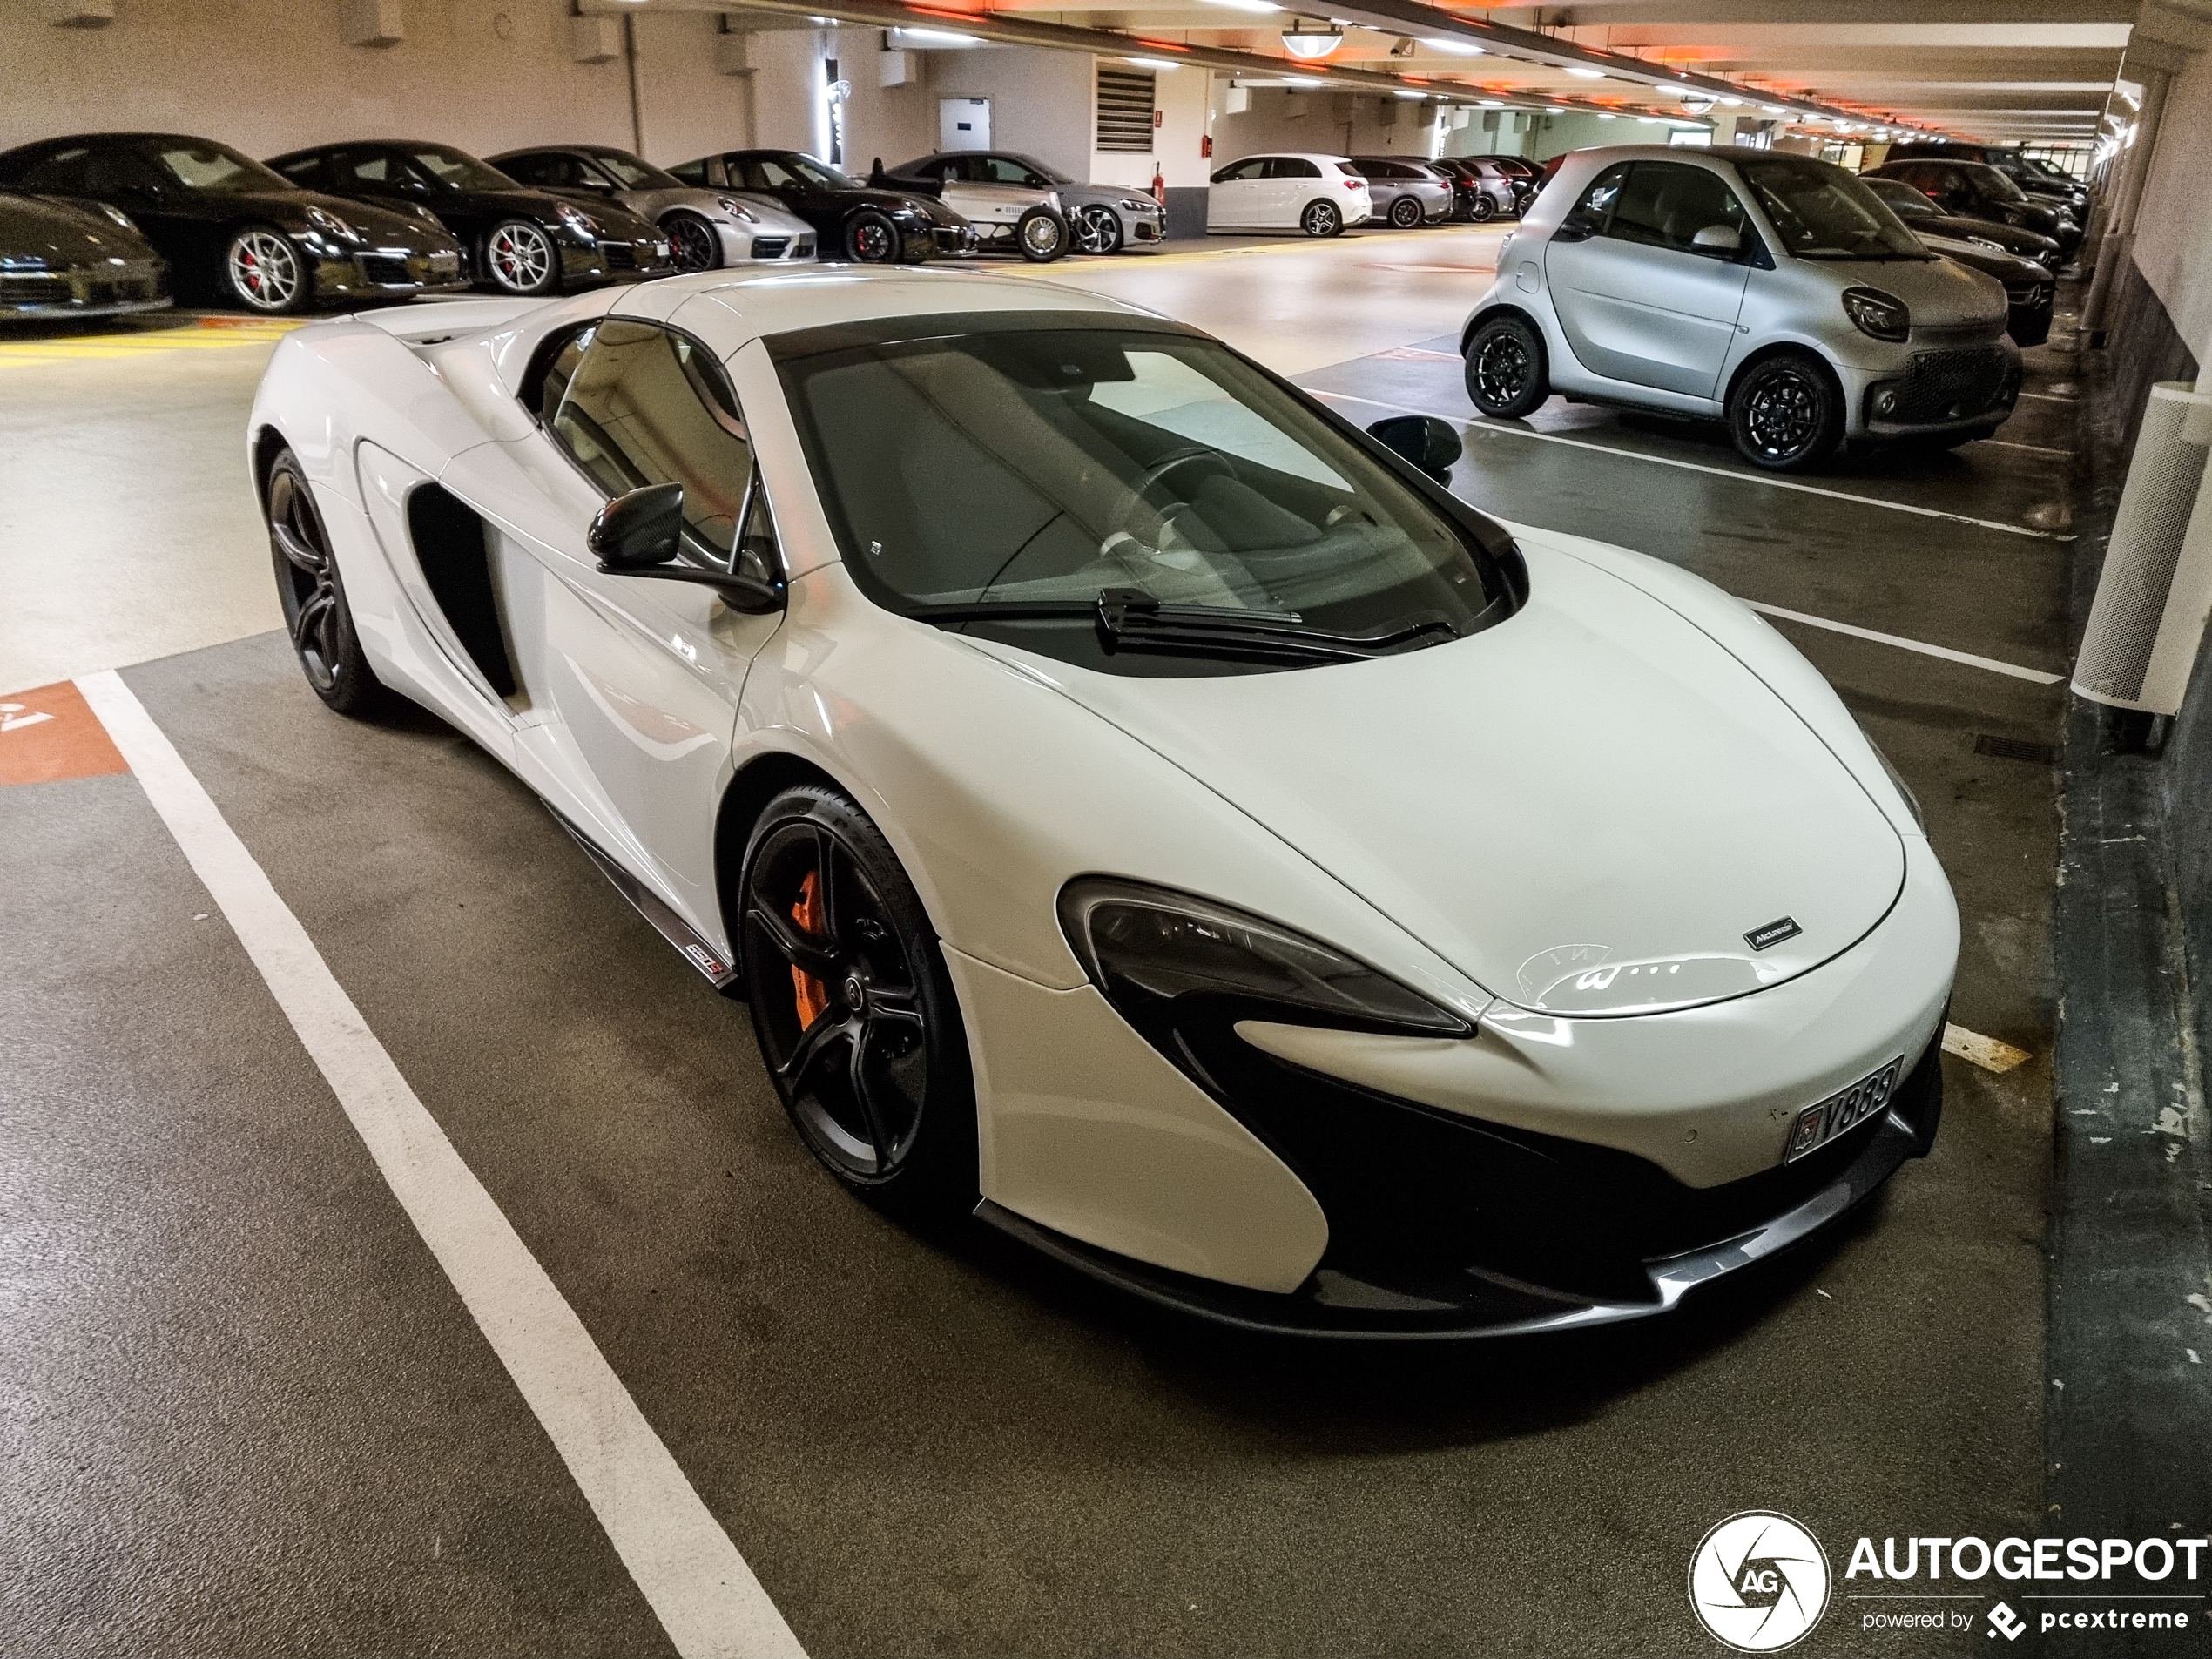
[1744,916,1803,952]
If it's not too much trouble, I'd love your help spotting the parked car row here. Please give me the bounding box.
[1204,150,1537,237]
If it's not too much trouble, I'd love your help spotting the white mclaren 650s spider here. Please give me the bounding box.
[249,266,1957,1339]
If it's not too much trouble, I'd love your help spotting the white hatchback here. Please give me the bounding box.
[1207,153,1372,237]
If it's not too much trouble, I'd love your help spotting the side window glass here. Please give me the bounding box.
[549,320,765,569]
[1608,163,1746,254]
[1561,162,1629,238]
[668,158,707,185]
[18,146,97,193]
[1271,158,1323,179]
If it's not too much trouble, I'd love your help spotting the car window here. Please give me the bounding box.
[548,320,763,570]
[1738,158,1926,260]
[509,153,580,188]
[1961,163,2027,203]
[668,158,708,185]
[273,154,325,187]
[10,145,98,193]
[408,146,513,191]
[1270,158,1324,180]
[779,324,1514,676]
[591,152,677,189]
[145,139,292,194]
[736,156,807,191]
[1606,162,1747,255]
[1561,161,1629,237]
[979,156,1041,185]
[1211,158,1265,184]
[343,151,398,186]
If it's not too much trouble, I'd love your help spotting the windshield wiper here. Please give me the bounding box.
[908,588,1458,664]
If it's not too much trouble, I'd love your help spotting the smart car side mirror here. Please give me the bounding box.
[589,482,786,613]
[1692,223,1741,253]
[1366,415,1461,481]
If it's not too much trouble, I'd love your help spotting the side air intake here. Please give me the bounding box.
[2073,381,2212,716]
[406,485,518,698]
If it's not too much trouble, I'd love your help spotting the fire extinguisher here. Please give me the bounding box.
[1150,166,1165,206]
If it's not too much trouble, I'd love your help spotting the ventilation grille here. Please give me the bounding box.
[1096,66,1157,153]
[2074,382,2212,711]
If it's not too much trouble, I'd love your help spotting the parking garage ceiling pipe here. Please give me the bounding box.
[716,0,1892,131]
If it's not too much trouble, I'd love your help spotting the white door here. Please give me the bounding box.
[1207,157,1269,229]
[939,98,990,152]
[1264,157,1325,229]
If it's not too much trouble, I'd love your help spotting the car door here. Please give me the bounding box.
[1207,158,1267,229]
[1542,159,1753,399]
[453,316,786,944]
[1264,157,1324,227]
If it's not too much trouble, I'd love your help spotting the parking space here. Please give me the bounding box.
[0,224,2072,1654]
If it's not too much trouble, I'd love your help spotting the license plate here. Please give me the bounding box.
[428,251,459,273]
[652,240,671,260]
[1785,1056,1903,1162]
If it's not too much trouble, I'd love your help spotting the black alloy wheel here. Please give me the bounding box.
[843,208,898,262]
[1388,195,1422,229]
[664,212,721,272]
[1469,192,1497,223]
[1729,354,1842,471]
[1301,199,1342,238]
[1073,203,1123,255]
[1015,204,1068,263]
[1463,314,1550,419]
[740,786,974,1206]
[265,448,390,717]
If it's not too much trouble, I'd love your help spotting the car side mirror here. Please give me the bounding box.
[1692,223,1741,253]
[589,482,786,613]
[1366,415,1461,481]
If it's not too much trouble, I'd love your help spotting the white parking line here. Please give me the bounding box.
[1978,438,2076,457]
[1742,602,2065,685]
[74,670,805,1659]
[1314,388,2076,543]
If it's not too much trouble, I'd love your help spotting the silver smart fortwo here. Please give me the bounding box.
[1461,145,2022,470]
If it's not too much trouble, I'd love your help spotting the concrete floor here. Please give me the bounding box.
[1,225,2067,1656]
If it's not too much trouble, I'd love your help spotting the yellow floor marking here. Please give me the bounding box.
[1943,1022,2033,1074]
[0,315,307,364]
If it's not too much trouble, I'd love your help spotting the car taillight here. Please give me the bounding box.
[1344,179,1361,190]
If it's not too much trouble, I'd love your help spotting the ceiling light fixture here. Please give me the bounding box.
[1477,98,1504,106]
[1200,0,1282,11]
[894,26,978,44]
[1124,56,1182,70]
[1423,37,1485,55]
[1279,23,1344,58]
[1566,67,1606,79]
[1282,73,1324,85]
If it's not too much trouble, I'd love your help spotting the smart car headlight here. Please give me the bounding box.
[1842,286,1910,343]
[1059,877,1474,1039]
[716,196,757,222]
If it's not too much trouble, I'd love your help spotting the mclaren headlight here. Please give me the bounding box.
[304,204,359,242]
[1058,877,1474,1049]
[1842,286,1910,343]
[716,195,757,222]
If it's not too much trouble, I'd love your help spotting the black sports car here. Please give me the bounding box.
[266,141,674,296]
[1865,158,2078,260]
[0,188,168,321]
[668,150,971,263]
[0,133,469,314]
[1862,176,2063,272]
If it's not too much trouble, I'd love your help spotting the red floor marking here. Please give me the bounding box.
[0,681,130,786]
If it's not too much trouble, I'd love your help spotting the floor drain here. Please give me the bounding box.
[1974,733,2056,765]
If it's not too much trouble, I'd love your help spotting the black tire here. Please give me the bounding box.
[1301,199,1342,238]
[264,448,392,718]
[1463,314,1550,419]
[482,218,560,295]
[1388,195,1422,230]
[740,786,976,1211]
[1728,354,1842,471]
[1072,203,1123,255]
[1470,193,1497,224]
[222,225,313,314]
[1015,204,1068,263]
[843,208,900,263]
[663,211,722,273]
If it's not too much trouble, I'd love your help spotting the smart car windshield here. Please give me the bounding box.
[1737,158,1929,260]
[775,320,1516,674]
[407,145,516,192]
[144,140,294,194]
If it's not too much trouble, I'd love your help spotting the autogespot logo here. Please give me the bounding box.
[1689,1511,1832,1652]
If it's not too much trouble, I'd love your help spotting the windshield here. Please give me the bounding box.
[1863,178,1938,217]
[407,146,516,192]
[786,154,860,191]
[776,321,1514,675]
[1006,152,1073,185]
[591,150,681,190]
[1737,158,1929,260]
[144,139,293,194]
[1959,162,2028,204]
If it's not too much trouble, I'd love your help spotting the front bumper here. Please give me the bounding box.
[741,230,816,261]
[312,245,470,302]
[981,1032,1943,1339]
[587,233,677,284]
[0,259,169,319]
[1838,335,2023,438]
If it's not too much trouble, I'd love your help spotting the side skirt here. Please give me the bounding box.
[550,811,744,997]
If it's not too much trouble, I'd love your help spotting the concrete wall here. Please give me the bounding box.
[2127,29,2212,372]
[0,0,752,169]
[1207,86,1442,166]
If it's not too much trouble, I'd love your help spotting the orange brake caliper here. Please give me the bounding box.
[791,868,829,1028]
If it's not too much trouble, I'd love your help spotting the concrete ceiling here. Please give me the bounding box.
[618,0,2133,143]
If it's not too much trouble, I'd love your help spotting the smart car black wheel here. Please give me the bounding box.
[1015,205,1068,263]
[741,786,975,1207]
[844,209,898,263]
[1388,196,1422,229]
[1073,203,1123,255]
[664,212,721,272]
[482,219,559,295]
[265,448,391,718]
[1730,354,1842,471]
[1464,314,1550,419]
[223,226,310,314]
[1301,199,1341,238]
